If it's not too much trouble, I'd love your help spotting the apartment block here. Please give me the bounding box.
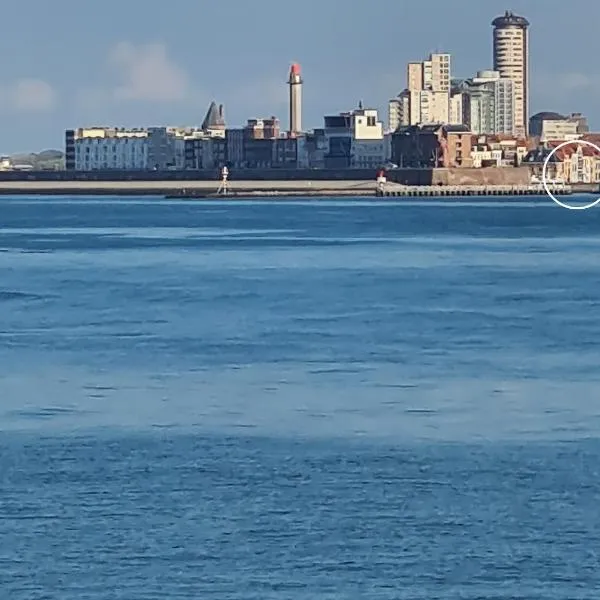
[528,111,589,142]
[471,135,528,168]
[394,53,451,127]
[391,123,472,169]
[65,126,214,171]
[451,71,515,136]
[492,11,529,136]
[323,105,386,168]
[388,92,409,132]
[524,139,600,183]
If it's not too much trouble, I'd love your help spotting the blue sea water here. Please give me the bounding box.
[1,196,600,598]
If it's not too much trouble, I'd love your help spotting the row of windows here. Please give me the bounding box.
[79,147,146,153]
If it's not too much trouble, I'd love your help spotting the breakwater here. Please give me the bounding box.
[0,165,534,186]
[0,179,574,198]
[0,180,375,196]
[377,184,572,197]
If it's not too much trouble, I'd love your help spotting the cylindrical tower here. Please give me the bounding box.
[288,63,302,138]
[492,11,530,137]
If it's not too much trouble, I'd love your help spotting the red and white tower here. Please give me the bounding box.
[288,63,303,138]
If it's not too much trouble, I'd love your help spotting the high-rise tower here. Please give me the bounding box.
[288,63,302,137]
[492,11,530,137]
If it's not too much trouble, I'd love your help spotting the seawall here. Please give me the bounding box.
[430,167,531,186]
[0,166,533,185]
[0,166,581,197]
[0,179,573,199]
[0,180,377,196]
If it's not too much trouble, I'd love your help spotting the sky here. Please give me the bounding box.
[0,0,599,153]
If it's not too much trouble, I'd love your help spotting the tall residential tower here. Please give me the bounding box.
[388,53,451,129]
[492,11,530,137]
[288,63,303,137]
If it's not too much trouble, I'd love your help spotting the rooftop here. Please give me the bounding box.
[492,10,529,28]
[201,101,226,131]
[394,123,471,135]
[530,111,566,122]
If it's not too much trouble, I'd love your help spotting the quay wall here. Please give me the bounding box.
[0,180,377,196]
[0,169,377,182]
[0,166,547,196]
[0,166,531,186]
[430,167,531,186]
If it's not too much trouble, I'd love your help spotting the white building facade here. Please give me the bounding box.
[74,128,148,170]
[463,71,516,136]
[408,53,451,125]
[540,119,580,143]
[69,126,221,171]
[323,106,386,168]
[492,11,530,137]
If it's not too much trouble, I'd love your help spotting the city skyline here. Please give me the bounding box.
[0,0,598,152]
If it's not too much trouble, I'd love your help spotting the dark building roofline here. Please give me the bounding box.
[492,10,529,28]
[530,111,566,121]
[522,147,560,164]
[393,123,471,135]
[201,101,225,130]
[444,124,471,132]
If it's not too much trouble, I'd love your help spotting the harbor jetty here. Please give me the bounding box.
[0,178,574,198]
[375,183,572,197]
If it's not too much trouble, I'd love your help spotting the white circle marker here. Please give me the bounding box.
[542,139,600,210]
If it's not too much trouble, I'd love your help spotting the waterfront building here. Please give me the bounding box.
[528,111,589,142]
[272,136,299,168]
[569,113,590,135]
[64,101,227,171]
[388,97,401,132]
[388,91,410,130]
[244,117,280,140]
[391,123,472,168]
[67,127,150,171]
[300,129,327,168]
[323,104,386,168]
[409,53,451,125]
[201,101,226,137]
[559,143,600,183]
[470,135,528,168]
[449,89,465,126]
[66,126,212,171]
[220,118,288,169]
[492,11,529,137]
[524,140,600,183]
[181,116,300,171]
[540,120,580,143]
[461,70,515,136]
[391,53,451,129]
[183,136,226,170]
[221,128,273,168]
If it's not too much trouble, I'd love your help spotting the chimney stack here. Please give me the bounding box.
[288,63,303,138]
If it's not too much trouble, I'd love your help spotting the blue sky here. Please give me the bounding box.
[0,0,598,152]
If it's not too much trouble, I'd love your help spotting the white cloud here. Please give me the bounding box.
[108,42,189,102]
[0,78,57,112]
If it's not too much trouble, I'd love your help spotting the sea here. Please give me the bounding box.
[1,196,599,599]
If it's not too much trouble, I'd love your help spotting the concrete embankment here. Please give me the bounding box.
[0,180,375,196]
[570,183,599,194]
[0,179,572,198]
[377,184,571,197]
